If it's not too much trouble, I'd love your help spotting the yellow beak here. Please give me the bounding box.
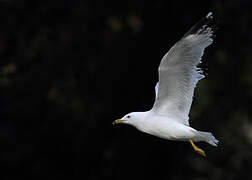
[112,119,124,125]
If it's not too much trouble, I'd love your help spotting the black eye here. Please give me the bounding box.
[127,115,131,119]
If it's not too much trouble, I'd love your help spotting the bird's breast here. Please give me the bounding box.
[136,116,195,141]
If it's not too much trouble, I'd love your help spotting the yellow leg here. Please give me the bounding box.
[189,139,206,157]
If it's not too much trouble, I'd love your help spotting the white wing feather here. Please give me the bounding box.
[152,12,215,125]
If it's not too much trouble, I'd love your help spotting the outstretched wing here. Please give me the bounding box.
[152,12,216,125]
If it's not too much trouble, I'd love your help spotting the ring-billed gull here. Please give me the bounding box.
[113,12,219,157]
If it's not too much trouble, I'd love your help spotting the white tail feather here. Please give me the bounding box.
[195,131,219,146]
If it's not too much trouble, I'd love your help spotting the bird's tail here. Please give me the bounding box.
[195,131,219,146]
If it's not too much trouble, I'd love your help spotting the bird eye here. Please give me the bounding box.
[127,115,131,119]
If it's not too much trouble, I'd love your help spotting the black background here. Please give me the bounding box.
[1,0,252,179]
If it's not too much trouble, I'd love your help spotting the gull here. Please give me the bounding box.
[113,12,219,156]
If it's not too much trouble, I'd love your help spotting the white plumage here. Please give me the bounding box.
[113,12,219,156]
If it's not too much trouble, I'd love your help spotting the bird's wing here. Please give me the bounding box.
[155,82,159,100]
[152,12,216,125]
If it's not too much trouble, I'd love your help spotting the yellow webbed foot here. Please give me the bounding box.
[189,139,206,157]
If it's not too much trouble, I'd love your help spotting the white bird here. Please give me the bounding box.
[113,12,219,156]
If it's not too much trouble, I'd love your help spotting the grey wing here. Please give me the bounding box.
[152,12,215,125]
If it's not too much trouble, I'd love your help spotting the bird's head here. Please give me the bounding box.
[113,112,145,126]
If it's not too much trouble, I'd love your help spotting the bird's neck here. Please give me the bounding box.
[131,111,152,132]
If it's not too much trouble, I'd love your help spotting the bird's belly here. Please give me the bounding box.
[139,119,196,141]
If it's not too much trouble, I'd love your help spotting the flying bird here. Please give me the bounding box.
[113,12,218,156]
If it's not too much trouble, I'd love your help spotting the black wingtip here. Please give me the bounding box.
[182,12,217,39]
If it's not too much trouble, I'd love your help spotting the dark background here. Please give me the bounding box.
[1,0,252,179]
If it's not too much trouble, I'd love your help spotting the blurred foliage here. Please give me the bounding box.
[0,0,252,179]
